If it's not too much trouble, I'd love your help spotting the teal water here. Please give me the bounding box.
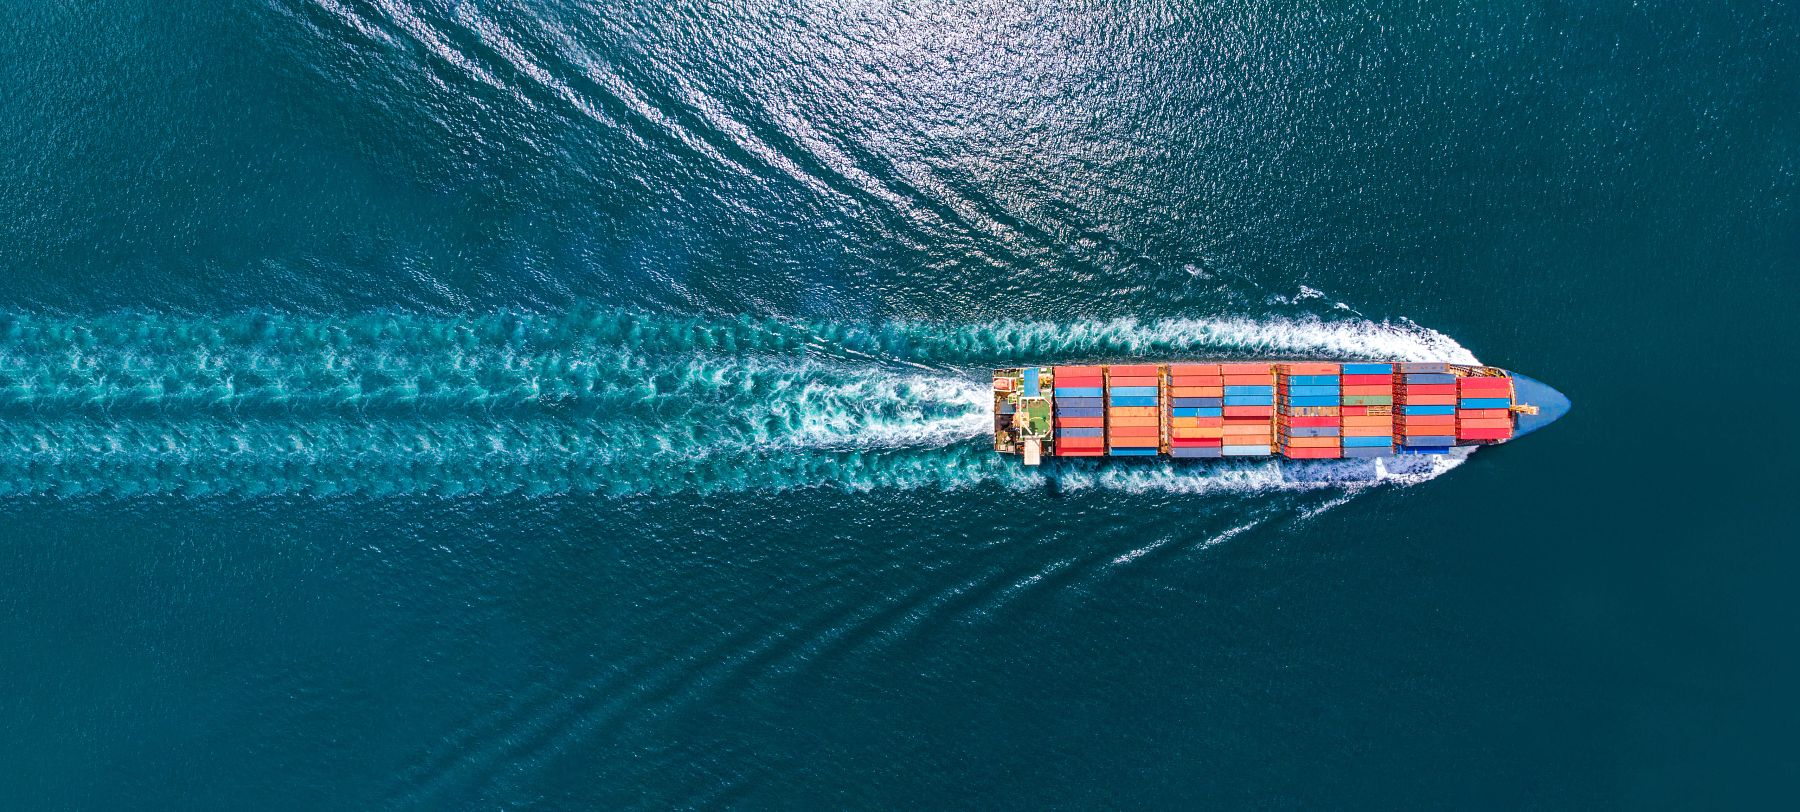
[2,0,1796,807]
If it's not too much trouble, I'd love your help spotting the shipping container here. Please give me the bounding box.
[1171,397,1224,407]
[1283,447,1342,459]
[1342,436,1393,448]
[1342,363,1394,375]
[1108,396,1158,407]
[1171,447,1224,458]
[1222,445,1273,456]
[1460,397,1512,409]
[1169,364,1221,376]
[1342,446,1390,458]
[1057,406,1104,418]
[1054,387,1103,397]
[1170,407,1224,417]
[1400,362,1452,373]
[1108,364,1159,376]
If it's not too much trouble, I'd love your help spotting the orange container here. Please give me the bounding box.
[1058,436,1103,448]
[1400,415,1455,427]
[1280,362,1341,375]
[1170,364,1221,375]
[1170,377,1224,387]
[1342,425,1392,436]
[1110,415,1158,427]
[1107,364,1159,376]
[1171,427,1224,439]
[1222,374,1274,385]
[1109,425,1158,437]
[1401,394,1456,406]
[1342,385,1392,396]
[1171,386,1224,397]
[1108,406,1158,417]
[1217,363,1273,374]
[1341,415,1393,427]
[1223,406,1273,418]
[1222,425,1271,437]
[1108,435,1159,447]
[1458,409,1510,419]
[1055,417,1104,428]
[1108,376,1158,386]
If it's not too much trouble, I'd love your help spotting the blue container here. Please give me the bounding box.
[1402,405,1455,416]
[1023,367,1041,398]
[1283,426,1340,438]
[1108,386,1158,397]
[1171,447,1223,459]
[1223,395,1274,406]
[1109,396,1159,407]
[1282,385,1339,397]
[1222,445,1272,456]
[1396,446,1450,455]
[1223,385,1274,396]
[1170,407,1223,417]
[1057,396,1102,408]
[1280,395,1341,407]
[1054,387,1102,398]
[1056,407,1103,418]
[1342,363,1393,375]
[1460,397,1511,409]
[1402,435,1455,447]
[1171,397,1223,407]
[1342,446,1392,458]
[1287,375,1341,386]
[1108,447,1159,456]
[1057,427,1102,438]
[1342,436,1392,448]
[1405,373,1455,385]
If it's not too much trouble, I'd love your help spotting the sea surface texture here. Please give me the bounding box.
[2,1,1796,807]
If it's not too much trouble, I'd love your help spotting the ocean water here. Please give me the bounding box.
[2,0,1796,807]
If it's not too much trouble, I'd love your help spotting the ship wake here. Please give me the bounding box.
[0,308,1475,498]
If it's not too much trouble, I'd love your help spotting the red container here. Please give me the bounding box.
[1172,437,1223,447]
[1058,436,1103,449]
[1341,385,1392,396]
[1223,406,1273,418]
[1400,414,1456,427]
[1457,427,1513,440]
[1170,375,1224,385]
[1056,375,1103,387]
[1055,365,1102,377]
[1108,376,1159,386]
[1107,364,1159,376]
[1458,377,1512,391]
[1280,362,1341,375]
[1217,363,1273,374]
[1281,415,1340,427]
[1340,406,1370,416]
[1400,394,1457,406]
[1399,384,1456,395]
[1055,417,1104,428]
[1457,418,1514,430]
[1341,374,1391,386]
[1283,447,1342,459]
[1222,374,1274,385]
[1169,364,1221,375]
[1457,409,1510,419]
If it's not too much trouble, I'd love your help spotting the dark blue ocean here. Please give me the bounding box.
[3,1,1796,807]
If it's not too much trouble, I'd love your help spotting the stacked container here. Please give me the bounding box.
[1217,362,1275,456]
[1456,375,1515,442]
[1051,365,1105,457]
[1338,363,1396,457]
[1395,362,1456,454]
[1166,363,1224,459]
[1276,362,1341,459]
[1105,364,1161,457]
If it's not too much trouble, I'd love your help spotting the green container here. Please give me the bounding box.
[1342,395,1394,406]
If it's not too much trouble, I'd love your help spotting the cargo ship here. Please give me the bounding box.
[992,362,1569,465]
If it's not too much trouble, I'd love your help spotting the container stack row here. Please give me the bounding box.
[1339,363,1396,457]
[1166,363,1224,459]
[1218,362,1275,456]
[1050,365,1104,457]
[1276,362,1341,459]
[1456,375,1515,442]
[1106,364,1161,457]
[1395,362,1456,454]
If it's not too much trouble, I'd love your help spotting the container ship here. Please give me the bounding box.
[991,362,1569,465]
